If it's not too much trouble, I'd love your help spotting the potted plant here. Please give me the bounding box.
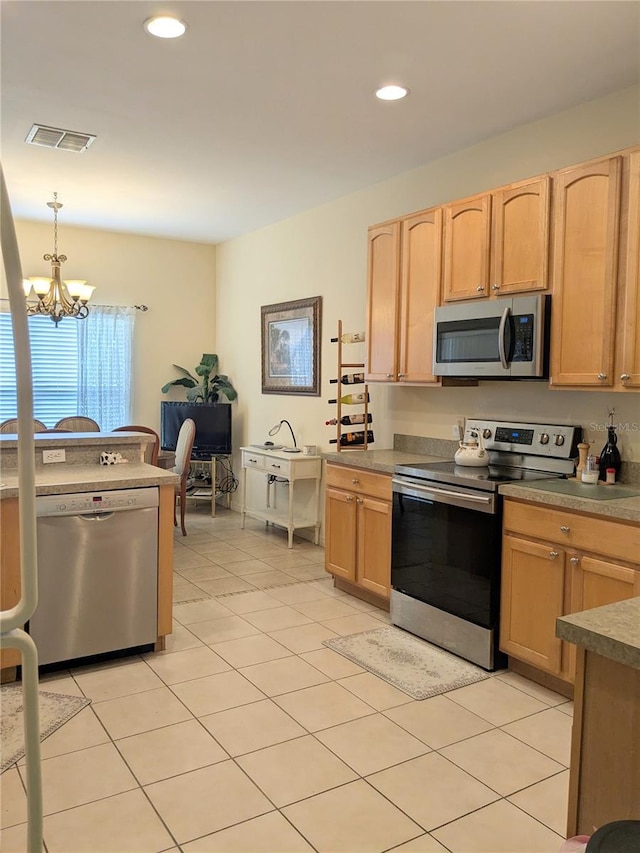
[161,353,237,402]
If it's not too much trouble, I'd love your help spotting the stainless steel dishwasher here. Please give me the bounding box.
[30,487,159,666]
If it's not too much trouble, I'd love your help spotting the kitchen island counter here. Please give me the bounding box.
[0,462,178,498]
[557,597,640,836]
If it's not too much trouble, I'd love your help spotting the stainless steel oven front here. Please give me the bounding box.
[390,474,505,670]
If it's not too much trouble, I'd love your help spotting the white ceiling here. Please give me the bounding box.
[2,1,639,244]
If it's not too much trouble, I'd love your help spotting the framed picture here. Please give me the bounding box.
[261,296,322,395]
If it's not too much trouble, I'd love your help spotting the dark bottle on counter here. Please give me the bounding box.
[329,372,365,385]
[329,430,374,447]
[598,414,622,483]
[326,413,373,426]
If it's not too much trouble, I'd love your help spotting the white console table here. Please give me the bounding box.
[240,447,322,548]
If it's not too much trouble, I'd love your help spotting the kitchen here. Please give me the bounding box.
[2,3,640,852]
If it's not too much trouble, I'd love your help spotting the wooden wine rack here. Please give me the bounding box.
[331,320,371,451]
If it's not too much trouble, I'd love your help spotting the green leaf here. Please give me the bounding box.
[161,377,197,393]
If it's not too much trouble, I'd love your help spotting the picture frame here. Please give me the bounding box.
[261,296,322,396]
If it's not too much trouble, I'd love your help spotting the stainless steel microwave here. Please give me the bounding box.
[433,294,549,379]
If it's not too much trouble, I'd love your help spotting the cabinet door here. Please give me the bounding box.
[491,177,550,295]
[500,535,565,674]
[356,495,391,599]
[324,487,357,583]
[366,222,401,381]
[443,194,491,302]
[570,553,640,614]
[620,150,640,388]
[399,208,442,383]
[0,498,22,670]
[550,157,622,387]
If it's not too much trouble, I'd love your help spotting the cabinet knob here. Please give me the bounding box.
[620,373,630,381]
[272,464,281,469]
[597,373,607,381]
[476,285,484,292]
[352,478,359,484]
[570,556,580,564]
[560,525,570,533]
[386,373,394,378]
[398,373,406,378]
[491,283,500,291]
[345,495,354,502]
[356,497,363,504]
[549,551,559,559]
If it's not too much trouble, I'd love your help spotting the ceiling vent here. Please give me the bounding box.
[25,124,96,153]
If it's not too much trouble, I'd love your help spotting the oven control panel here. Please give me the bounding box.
[464,420,581,459]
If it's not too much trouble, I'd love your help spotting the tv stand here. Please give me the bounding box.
[187,454,233,517]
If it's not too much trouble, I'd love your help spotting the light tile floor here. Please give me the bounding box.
[1,506,572,852]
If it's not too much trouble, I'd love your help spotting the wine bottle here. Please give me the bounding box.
[329,430,375,446]
[329,372,365,385]
[330,331,366,344]
[326,413,373,426]
[328,392,369,405]
[598,416,621,482]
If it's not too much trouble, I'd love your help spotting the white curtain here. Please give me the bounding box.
[77,305,135,431]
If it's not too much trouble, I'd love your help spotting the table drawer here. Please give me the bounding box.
[326,464,391,500]
[242,451,265,470]
[503,500,640,565]
[264,457,291,478]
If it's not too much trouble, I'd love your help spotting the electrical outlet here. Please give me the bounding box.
[43,449,66,464]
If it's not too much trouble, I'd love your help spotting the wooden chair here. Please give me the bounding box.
[0,418,48,433]
[54,416,100,432]
[112,425,160,466]
[173,418,196,536]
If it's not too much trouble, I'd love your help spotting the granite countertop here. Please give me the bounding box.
[556,597,640,670]
[499,482,640,523]
[322,449,449,474]
[0,431,154,448]
[0,462,178,498]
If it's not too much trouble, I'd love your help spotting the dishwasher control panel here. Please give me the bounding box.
[36,487,159,516]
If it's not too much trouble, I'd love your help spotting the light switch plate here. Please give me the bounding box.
[43,449,66,464]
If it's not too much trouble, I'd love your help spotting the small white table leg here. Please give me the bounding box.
[211,457,216,518]
[241,465,247,529]
[287,478,294,548]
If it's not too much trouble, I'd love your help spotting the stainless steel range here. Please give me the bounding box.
[390,420,582,670]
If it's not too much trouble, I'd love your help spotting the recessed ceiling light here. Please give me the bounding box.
[144,16,188,39]
[375,85,409,102]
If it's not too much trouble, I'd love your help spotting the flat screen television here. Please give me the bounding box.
[161,401,232,458]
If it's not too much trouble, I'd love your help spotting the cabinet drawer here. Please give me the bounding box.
[326,464,391,500]
[242,451,265,470]
[504,500,640,565]
[264,457,291,478]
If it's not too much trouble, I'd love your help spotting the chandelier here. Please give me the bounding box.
[22,192,95,325]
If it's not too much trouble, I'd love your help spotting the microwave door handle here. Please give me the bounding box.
[498,306,511,370]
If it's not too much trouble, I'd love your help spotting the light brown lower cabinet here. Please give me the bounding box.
[324,464,391,600]
[500,499,640,685]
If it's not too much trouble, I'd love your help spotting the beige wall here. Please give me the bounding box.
[215,86,640,474]
[5,222,216,431]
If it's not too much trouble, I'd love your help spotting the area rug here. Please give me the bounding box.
[324,626,489,700]
[1,685,90,773]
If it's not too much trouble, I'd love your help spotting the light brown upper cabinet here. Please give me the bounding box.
[549,156,622,388]
[442,177,550,302]
[618,150,640,388]
[366,208,442,383]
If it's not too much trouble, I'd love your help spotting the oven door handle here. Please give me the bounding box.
[392,477,495,512]
[498,305,510,370]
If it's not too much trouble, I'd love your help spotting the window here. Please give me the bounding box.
[0,306,135,430]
